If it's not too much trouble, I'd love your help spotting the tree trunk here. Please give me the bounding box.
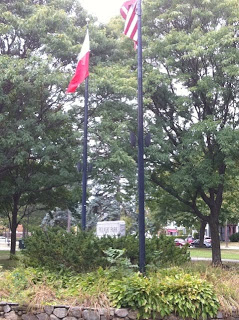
[199,220,206,247]
[10,195,19,255]
[209,217,222,266]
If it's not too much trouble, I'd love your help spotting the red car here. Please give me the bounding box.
[174,238,186,247]
[185,236,194,244]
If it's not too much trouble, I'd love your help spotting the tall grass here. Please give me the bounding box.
[183,262,239,315]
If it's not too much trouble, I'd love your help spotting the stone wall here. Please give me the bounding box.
[0,303,238,320]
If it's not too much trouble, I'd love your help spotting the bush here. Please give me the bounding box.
[145,235,190,268]
[229,232,239,242]
[23,228,107,273]
[98,234,190,267]
[109,271,219,319]
[23,228,189,272]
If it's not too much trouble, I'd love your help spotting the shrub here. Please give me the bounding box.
[23,228,189,272]
[109,271,219,319]
[229,232,239,242]
[145,235,190,268]
[99,234,190,267]
[23,228,107,273]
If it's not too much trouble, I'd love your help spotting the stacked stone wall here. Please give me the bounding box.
[0,303,238,320]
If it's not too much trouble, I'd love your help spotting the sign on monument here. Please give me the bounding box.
[96,221,126,237]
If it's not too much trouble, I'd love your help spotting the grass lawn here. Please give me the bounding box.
[189,248,239,260]
[0,250,20,270]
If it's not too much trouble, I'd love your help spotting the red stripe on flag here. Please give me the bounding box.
[120,0,138,48]
[120,7,127,20]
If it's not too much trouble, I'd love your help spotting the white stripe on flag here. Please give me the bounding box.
[125,14,137,38]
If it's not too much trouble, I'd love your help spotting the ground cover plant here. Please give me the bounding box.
[109,270,219,319]
[0,247,238,319]
[0,265,220,320]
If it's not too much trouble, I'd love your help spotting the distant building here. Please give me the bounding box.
[165,222,239,241]
[164,222,190,236]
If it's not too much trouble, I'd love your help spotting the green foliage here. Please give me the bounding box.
[103,248,138,277]
[142,0,239,264]
[0,265,112,306]
[229,232,239,242]
[0,263,238,317]
[0,0,91,253]
[109,270,219,319]
[0,264,221,319]
[145,235,190,269]
[99,234,190,268]
[23,228,107,273]
[22,228,189,272]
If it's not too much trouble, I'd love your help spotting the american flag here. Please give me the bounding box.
[120,0,138,48]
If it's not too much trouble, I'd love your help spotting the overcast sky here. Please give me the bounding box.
[79,0,123,23]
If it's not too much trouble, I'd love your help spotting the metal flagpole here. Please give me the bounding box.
[81,75,89,230]
[137,0,145,273]
[81,20,90,230]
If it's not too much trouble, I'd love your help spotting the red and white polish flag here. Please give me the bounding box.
[120,0,138,49]
[66,30,90,93]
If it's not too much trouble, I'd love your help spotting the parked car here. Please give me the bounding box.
[190,239,212,248]
[185,236,194,244]
[204,237,212,244]
[174,238,186,247]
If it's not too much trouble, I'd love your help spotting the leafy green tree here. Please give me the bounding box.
[0,0,92,253]
[0,0,141,253]
[147,187,199,229]
[143,0,239,265]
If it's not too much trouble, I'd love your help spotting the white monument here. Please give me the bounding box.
[96,220,126,238]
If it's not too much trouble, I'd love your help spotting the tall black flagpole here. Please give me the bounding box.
[81,76,88,230]
[137,0,145,273]
[81,19,90,231]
